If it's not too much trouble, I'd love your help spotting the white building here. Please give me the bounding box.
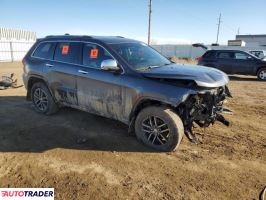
[235,34,266,47]
[0,28,36,61]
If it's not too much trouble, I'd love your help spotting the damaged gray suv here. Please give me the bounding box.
[23,35,231,151]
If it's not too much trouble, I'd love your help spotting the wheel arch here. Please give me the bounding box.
[26,76,50,101]
[256,66,266,75]
[130,98,177,121]
[256,66,266,80]
[127,97,178,135]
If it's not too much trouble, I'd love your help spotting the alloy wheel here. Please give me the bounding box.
[33,88,48,111]
[259,70,266,80]
[141,116,170,145]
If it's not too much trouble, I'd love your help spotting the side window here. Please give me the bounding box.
[54,42,82,64]
[217,52,233,59]
[32,42,56,59]
[83,43,112,69]
[234,52,249,60]
[203,51,214,58]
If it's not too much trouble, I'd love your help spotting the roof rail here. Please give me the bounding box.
[44,35,93,39]
[116,36,124,38]
[81,35,93,39]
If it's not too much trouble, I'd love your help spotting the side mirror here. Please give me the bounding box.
[100,59,120,71]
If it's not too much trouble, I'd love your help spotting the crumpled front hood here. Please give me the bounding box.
[141,63,229,87]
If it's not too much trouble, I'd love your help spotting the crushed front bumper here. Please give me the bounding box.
[177,85,232,143]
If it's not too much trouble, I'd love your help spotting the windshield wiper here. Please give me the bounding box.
[137,66,153,71]
[137,63,172,71]
[158,63,172,67]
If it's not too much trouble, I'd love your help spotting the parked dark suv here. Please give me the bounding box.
[197,50,266,80]
[23,35,231,151]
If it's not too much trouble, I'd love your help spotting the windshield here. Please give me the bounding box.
[110,42,171,70]
[249,51,265,59]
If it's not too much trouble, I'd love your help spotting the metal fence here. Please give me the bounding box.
[152,45,205,58]
[0,41,35,62]
[152,45,266,58]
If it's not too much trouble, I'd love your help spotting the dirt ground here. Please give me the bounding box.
[0,62,265,200]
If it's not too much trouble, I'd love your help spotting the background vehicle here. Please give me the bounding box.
[23,35,231,151]
[197,50,266,80]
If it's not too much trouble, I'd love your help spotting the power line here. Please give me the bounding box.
[216,13,222,44]
[148,0,152,45]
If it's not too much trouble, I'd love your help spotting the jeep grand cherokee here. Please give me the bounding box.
[23,35,231,151]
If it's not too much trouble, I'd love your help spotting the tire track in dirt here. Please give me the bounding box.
[37,155,121,185]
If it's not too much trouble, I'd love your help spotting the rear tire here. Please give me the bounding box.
[135,106,184,152]
[31,82,59,115]
[257,68,266,81]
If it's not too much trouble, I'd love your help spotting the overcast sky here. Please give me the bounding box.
[1,0,265,44]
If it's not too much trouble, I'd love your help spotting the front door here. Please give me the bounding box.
[76,43,124,121]
[231,52,256,75]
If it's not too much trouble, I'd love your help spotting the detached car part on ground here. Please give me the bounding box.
[0,73,23,90]
[23,35,232,151]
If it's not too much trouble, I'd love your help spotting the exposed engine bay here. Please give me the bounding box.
[177,85,232,143]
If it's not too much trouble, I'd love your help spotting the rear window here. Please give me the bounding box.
[217,52,234,59]
[32,42,56,59]
[54,42,82,64]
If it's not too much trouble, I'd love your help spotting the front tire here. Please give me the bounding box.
[135,106,184,152]
[31,82,59,115]
[257,68,266,81]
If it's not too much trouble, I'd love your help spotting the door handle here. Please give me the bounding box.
[45,63,54,67]
[78,70,88,74]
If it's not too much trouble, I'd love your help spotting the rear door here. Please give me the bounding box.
[31,41,57,76]
[216,51,235,73]
[76,42,123,121]
[45,41,82,105]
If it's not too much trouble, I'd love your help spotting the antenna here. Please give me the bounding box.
[216,13,222,44]
[147,0,152,45]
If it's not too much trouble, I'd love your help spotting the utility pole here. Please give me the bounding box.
[216,13,222,44]
[237,27,240,35]
[148,0,152,45]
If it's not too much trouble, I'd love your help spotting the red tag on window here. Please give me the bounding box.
[90,49,98,59]
[62,45,69,55]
